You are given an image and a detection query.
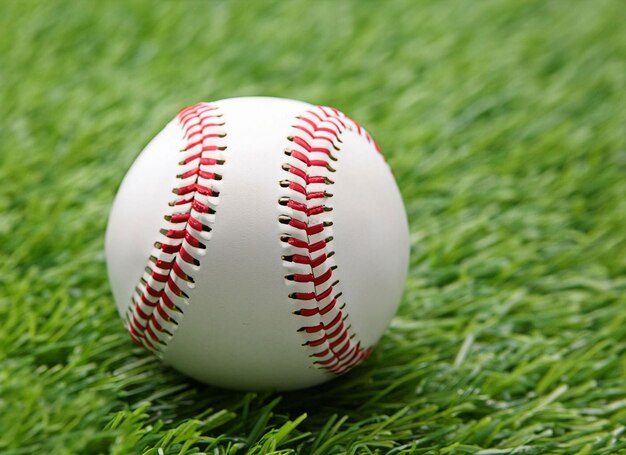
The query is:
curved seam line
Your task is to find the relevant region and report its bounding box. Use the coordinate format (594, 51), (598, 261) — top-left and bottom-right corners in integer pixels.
(125, 103), (226, 353)
(279, 106), (377, 375)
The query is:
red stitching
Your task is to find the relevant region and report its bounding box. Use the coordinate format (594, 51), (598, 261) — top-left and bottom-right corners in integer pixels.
(125, 103), (226, 352)
(279, 106), (379, 375)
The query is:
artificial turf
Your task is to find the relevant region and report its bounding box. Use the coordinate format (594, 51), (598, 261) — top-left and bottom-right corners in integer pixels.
(1, 0), (625, 453)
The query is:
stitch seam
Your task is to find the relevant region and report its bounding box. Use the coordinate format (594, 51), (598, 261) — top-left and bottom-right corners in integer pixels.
(125, 103), (227, 352)
(279, 106), (378, 375)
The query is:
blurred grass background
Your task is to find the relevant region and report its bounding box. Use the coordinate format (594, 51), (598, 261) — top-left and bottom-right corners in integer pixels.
(1, 0), (625, 453)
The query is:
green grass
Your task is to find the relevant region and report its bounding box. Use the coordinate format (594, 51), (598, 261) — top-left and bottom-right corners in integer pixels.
(1, 0), (625, 453)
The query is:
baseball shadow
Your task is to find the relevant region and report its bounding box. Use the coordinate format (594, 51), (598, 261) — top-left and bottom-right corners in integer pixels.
(112, 342), (418, 435)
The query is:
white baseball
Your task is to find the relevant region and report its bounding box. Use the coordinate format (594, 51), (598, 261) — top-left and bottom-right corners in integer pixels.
(106, 97), (409, 390)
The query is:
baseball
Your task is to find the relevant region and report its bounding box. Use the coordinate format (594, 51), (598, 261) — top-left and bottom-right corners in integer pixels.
(106, 97), (409, 390)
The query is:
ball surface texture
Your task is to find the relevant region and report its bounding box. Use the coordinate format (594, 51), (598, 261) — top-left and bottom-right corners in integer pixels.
(106, 97), (409, 390)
